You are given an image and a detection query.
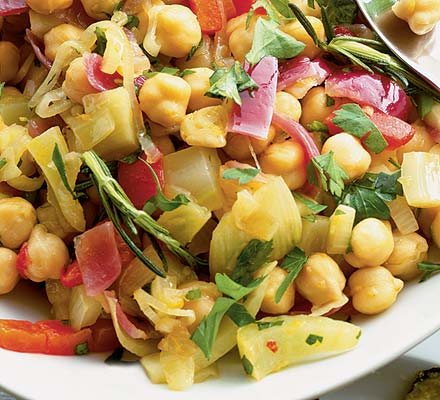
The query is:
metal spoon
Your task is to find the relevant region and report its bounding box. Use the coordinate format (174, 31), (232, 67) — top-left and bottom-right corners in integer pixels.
(355, 0), (440, 92)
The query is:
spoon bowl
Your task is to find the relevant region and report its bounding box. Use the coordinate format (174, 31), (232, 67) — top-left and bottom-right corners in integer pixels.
(355, 0), (440, 92)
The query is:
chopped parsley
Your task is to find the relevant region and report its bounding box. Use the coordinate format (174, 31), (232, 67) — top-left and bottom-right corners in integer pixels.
(417, 262), (440, 282)
(93, 27), (107, 56)
(222, 167), (261, 184)
(305, 334), (324, 345)
(256, 319), (284, 330)
(185, 289), (202, 300)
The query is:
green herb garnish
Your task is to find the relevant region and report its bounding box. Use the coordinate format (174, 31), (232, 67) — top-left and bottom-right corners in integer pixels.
(94, 27), (107, 56)
(75, 342), (89, 355)
(215, 273), (265, 301)
(306, 334), (324, 345)
(52, 143), (78, 200)
(417, 262), (440, 282)
(242, 355), (254, 375)
(222, 167), (260, 184)
(185, 289), (202, 300)
(256, 319), (284, 330)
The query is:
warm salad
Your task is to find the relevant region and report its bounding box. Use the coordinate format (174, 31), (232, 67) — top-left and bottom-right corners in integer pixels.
(0, 0), (439, 391)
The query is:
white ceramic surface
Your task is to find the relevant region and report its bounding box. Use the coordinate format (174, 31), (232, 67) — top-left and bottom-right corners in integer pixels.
(1, 275), (440, 400)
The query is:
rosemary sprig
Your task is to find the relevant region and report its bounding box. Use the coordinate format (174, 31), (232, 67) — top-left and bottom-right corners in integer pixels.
(288, 2), (440, 102)
(81, 150), (207, 277)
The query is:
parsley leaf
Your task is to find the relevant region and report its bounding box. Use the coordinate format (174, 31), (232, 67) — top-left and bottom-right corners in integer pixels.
(75, 342), (89, 355)
(339, 171), (402, 222)
(187, 39), (203, 61)
(242, 355), (254, 375)
(125, 15), (140, 30)
(232, 239), (273, 286)
(307, 151), (348, 197)
(256, 319), (284, 330)
(306, 334), (323, 345)
(275, 247), (308, 303)
(205, 61), (259, 106)
(0, 82), (5, 99)
(226, 302), (255, 326)
(245, 19), (305, 66)
(307, 120), (329, 133)
(94, 27), (107, 56)
(215, 273), (265, 301)
(332, 103), (387, 154)
(293, 192), (327, 214)
(416, 94), (435, 119)
(52, 143), (77, 200)
(318, 0), (358, 25)
(186, 289), (202, 300)
(0, 158), (7, 170)
(271, 0), (296, 18)
(247, 0), (280, 27)
(222, 167), (260, 184)
(417, 262), (440, 282)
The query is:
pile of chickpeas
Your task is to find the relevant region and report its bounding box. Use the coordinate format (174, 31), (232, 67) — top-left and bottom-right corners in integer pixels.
(0, 0), (440, 329)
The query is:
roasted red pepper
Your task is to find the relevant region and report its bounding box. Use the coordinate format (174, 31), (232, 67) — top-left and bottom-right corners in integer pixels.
(189, 0), (223, 34)
(233, 0), (255, 15)
(60, 260), (83, 288)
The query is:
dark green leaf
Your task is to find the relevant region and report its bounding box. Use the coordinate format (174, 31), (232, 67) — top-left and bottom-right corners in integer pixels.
(94, 27), (107, 56)
(275, 247), (308, 303)
(256, 319), (284, 330)
(226, 302), (255, 327)
(0, 82), (5, 99)
(125, 15), (140, 29)
(143, 192), (190, 214)
(187, 39), (203, 61)
(52, 143), (77, 199)
(181, 69), (196, 77)
(191, 297), (236, 359)
(205, 61), (259, 106)
(246, 19), (306, 65)
(332, 103), (387, 154)
(293, 192), (327, 214)
(271, 0), (295, 17)
(319, 0), (358, 25)
(307, 152), (348, 197)
(306, 334), (324, 345)
(112, 1), (123, 13)
(0, 158), (7, 170)
(222, 167), (260, 184)
(186, 289), (202, 300)
(307, 120), (329, 133)
(416, 94), (435, 119)
(160, 67), (179, 75)
(75, 342), (89, 355)
(215, 273), (265, 301)
(232, 239), (273, 286)
(302, 214), (317, 222)
(417, 262), (440, 282)
(326, 94), (335, 106)
(242, 355), (254, 375)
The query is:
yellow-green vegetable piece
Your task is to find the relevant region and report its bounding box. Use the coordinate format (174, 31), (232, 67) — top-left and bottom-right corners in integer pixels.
(237, 315), (361, 380)
(0, 90), (34, 126)
(28, 126), (85, 232)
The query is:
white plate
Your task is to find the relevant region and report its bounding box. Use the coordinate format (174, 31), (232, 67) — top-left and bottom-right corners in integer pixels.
(1, 275), (440, 400)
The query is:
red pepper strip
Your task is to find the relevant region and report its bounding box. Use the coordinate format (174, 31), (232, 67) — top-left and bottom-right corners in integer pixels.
(221, 0), (237, 19)
(189, 0), (223, 34)
(233, 0), (255, 15)
(60, 260), (83, 288)
(370, 111), (415, 150)
(15, 242), (29, 279)
(88, 319), (120, 353)
(0, 0), (28, 16)
(0, 320), (92, 355)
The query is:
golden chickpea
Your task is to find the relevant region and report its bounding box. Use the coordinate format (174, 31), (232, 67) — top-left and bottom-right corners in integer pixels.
(261, 266), (295, 314)
(227, 14), (255, 62)
(0, 197), (37, 249)
(0, 248), (19, 295)
(0, 42), (20, 83)
(368, 149), (398, 173)
(155, 5), (202, 58)
(139, 73), (191, 128)
(44, 24), (84, 61)
(344, 218), (394, 268)
(27, 0), (73, 14)
(348, 266), (403, 314)
(25, 224), (70, 282)
(282, 167), (308, 190)
(295, 253), (348, 315)
(80, 0), (120, 20)
(425, 102), (440, 131)
(275, 91), (302, 122)
(384, 231), (428, 280)
(223, 126), (276, 160)
(418, 206), (440, 238)
(321, 133), (371, 181)
(429, 210), (440, 248)
(63, 56), (96, 104)
(300, 87), (336, 127)
(152, 135), (175, 156)
(183, 68), (222, 112)
(396, 120), (436, 163)
(282, 17), (325, 59)
(260, 140), (305, 176)
(290, 0), (321, 17)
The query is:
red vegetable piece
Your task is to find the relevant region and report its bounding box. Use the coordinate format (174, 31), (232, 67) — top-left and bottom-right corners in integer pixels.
(88, 319), (120, 353)
(0, 0), (28, 16)
(15, 242), (29, 279)
(233, 0), (255, 15)
(60, 260), (83, 288)
(57, 0), (95, 28)
(189, 0), (223, 34)
(370, 111), (415, 150)
(84, 53), (122, 92)
(118, 152), (164, 210)
(27, 115), (65, 138)
(325, 69), (413, 121)
(0, 320), (46, 353)
(228, 56), (278, 140)
(25, 29), (53, 70)
(221, 0), (237, 19)
(75, 221), (122, 296)
(333, 25), (354, 37)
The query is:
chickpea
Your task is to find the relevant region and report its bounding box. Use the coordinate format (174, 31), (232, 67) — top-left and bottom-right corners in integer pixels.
(44, 24), (84, 61)
(290, 0), (321, 17)
(300, 87), (336, 127)
(0, 42), (20, 83)
(0, 197), (37, 249)
(0, 248), (19, 295)
(25, 224), (70, 282)
(384, 231), (428, 280)
(282, 166), (308, 190)
(321, 133), (371, 181)
(368, 149), (398, 173)
(295, 253), (348, 315)
(348, 266), (403, 314)
(261, 266), (295, 314)
(282, 17), (325, 59)
(139, 73), (191, 128)
(425, 101), (440, 131)
(155, 5), (202, 58)
(63, 57), (96, 104)
(275, 91), (302, 122)
(80, 0), (120, 20)
(396, 120), (436, 163)
(418, 206), (440, 238)
(152, 135), (175, 156)
(344, 218), (394, 268)
(27, 0), (73, 14)
(175, 35), (213, 70)
(260, 140), (305, 176)
(223, 126), (276, 160)
(183, 68), (222, 112)
(429, 210), (440, 248)
(227, 14), (255, 62)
